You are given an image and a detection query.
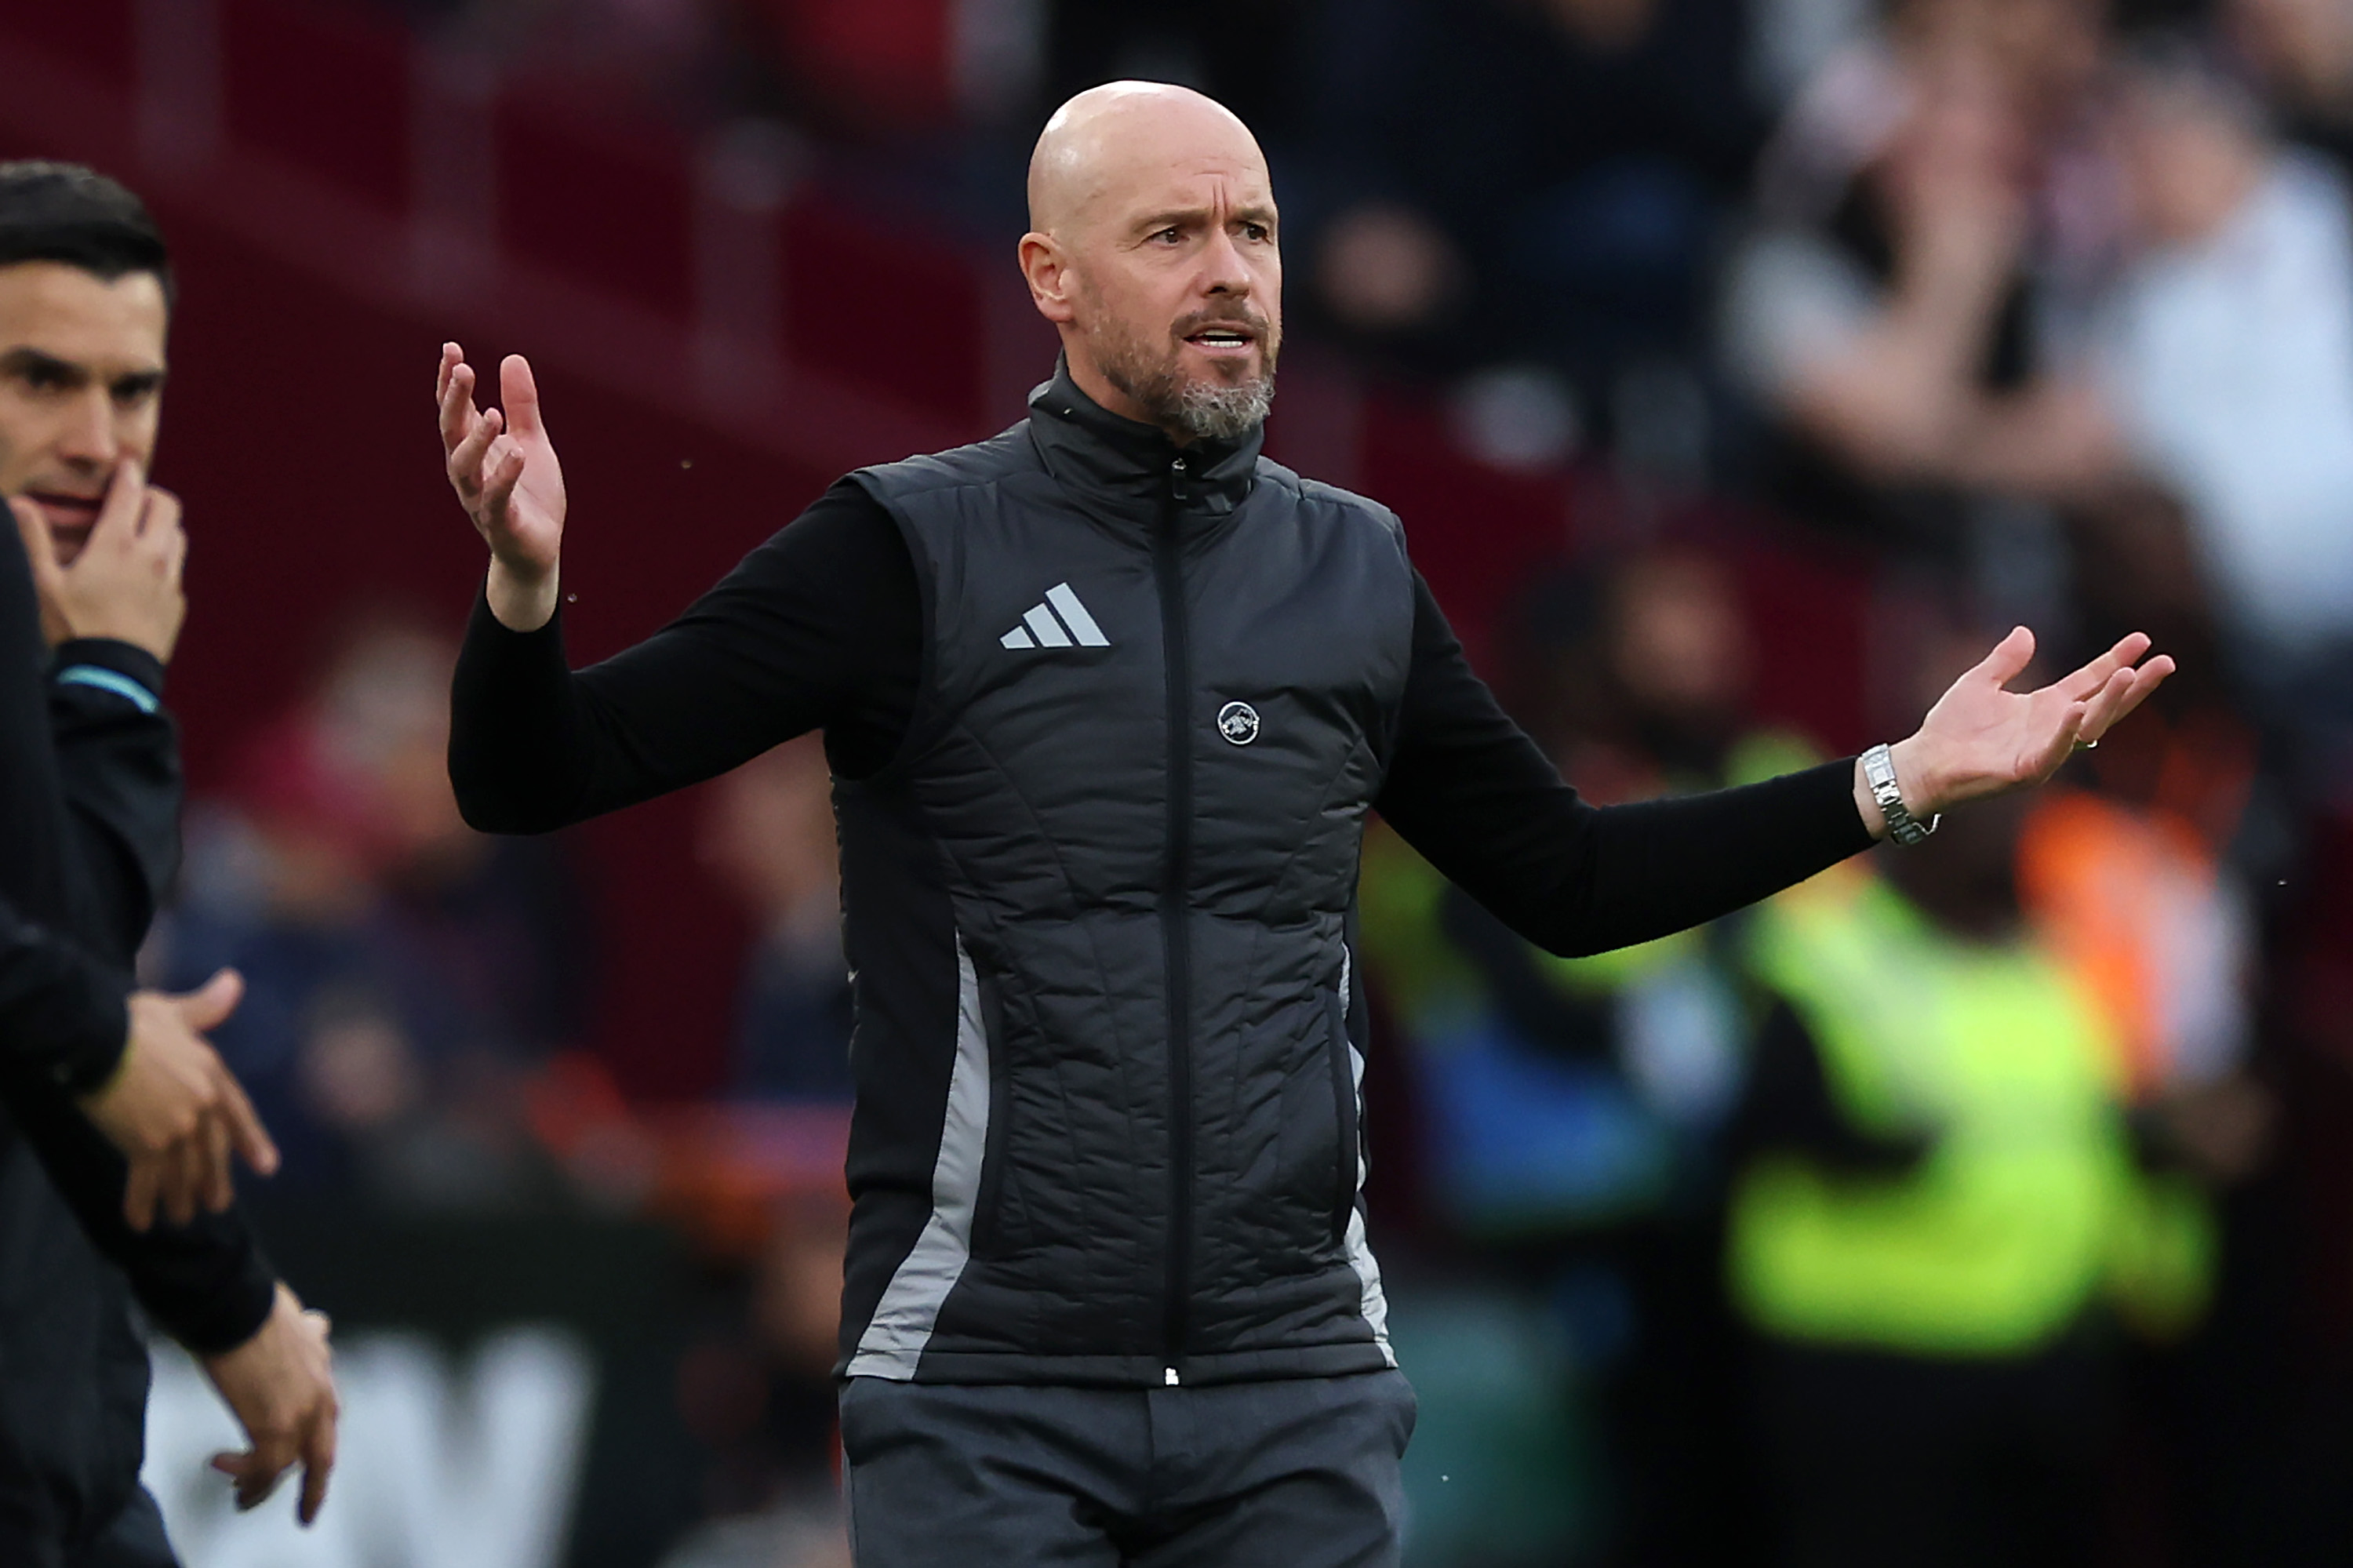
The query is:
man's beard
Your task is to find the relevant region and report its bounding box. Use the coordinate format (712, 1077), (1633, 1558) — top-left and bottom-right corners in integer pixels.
(1092, 306), (1278, 442)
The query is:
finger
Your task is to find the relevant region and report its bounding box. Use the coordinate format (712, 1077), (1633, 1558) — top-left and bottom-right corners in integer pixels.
(436, 341), (461, 406)
(2080, 656), (2175, 744)
(137, 482), (184, 548)
(161, 1135), (198, 1228)
(2075, 667), (2137, 740)
(214, 1446), (291, 1512)
(178, 967), (246, 1032)
(2032, 701), (2090, 782)
(215, 1064), (280, 1177)
(438, 355), (480, 455)
(298, 1406), (336, 1524)
(2059, 631), (2155, 702)
(448, 405), (503, 502)
(481, 438), (526, 521)
(1972, 625), (2036, 690)
(122, 1154), (159, 1232)
(88, 459), (147, 555)
(208, 1448), (269, 1510)
(500, 353), (547, 438)
(202, 1106), (233, 1213)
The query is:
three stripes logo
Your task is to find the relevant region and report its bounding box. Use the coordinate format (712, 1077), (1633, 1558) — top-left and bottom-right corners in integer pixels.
(1000, 582), (1110, 649)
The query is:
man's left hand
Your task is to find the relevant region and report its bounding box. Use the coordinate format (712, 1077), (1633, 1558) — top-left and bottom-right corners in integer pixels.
(9, 459), (187, 660)
(200, 1282), (339, 1524)
(1860, 627), (2175, 837)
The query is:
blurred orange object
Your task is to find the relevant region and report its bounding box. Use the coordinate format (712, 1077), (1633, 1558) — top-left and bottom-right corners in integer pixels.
(2017, 790), (2249, 1101)
(525, 1051), (850, 1257)
(646, 1101), (851, 1260)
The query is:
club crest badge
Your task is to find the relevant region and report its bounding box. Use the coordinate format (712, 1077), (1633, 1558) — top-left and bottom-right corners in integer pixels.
(1217, 701), (1260, 746)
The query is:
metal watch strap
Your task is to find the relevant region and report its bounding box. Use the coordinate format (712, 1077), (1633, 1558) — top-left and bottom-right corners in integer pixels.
(1861, 742), (1937, 847)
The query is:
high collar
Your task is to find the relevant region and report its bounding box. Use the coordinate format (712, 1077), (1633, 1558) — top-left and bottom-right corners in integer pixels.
(1025, 358), (1262, 530)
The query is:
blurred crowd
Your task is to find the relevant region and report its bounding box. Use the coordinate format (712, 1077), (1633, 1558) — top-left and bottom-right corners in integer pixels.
(162, 0), (2353, 1562)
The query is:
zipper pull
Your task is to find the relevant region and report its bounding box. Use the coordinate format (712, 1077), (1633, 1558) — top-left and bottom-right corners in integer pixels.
(1163, 1366), (1181, 1387)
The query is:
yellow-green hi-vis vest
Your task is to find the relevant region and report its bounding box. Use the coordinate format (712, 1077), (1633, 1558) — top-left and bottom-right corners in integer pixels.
(1729, 872), (2212, 1357)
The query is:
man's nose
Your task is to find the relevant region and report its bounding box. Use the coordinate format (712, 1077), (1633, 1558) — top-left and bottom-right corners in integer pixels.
(1199, 226), (1253, 297)
(55, 389), (119, 470)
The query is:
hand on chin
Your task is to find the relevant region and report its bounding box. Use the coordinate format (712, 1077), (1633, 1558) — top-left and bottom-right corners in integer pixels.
(45, 520), (94, 567)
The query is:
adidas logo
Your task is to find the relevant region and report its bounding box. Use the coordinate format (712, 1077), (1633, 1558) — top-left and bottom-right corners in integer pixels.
(1000, 582), (1110, 649)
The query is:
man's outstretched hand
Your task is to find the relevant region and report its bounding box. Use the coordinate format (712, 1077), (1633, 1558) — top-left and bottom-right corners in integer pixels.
(438, 343), (566, 632)
(1858, 628), (2176, 839)
(202, 1282), (339, 1525)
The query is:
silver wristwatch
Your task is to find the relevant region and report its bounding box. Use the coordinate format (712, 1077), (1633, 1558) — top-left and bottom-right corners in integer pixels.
(1861, 742), (1938, 847)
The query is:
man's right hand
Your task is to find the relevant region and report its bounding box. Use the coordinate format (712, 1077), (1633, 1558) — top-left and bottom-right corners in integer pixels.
(10, 461), (187, 660)
(78, 969), (280, 1231)
(202, 1281), (339, 1524)
(438, 343), (567, 632)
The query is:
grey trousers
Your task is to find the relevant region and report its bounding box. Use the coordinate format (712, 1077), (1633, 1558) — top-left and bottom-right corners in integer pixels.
(839, 1370), (1417, 1568)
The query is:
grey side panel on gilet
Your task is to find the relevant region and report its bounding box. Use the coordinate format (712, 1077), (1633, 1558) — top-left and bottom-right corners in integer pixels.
(836, 424), (1414, 1387)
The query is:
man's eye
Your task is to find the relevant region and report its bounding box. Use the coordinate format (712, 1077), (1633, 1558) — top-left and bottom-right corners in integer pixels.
(23, 367), (68, 391)
(1153, 227), (1184, 244)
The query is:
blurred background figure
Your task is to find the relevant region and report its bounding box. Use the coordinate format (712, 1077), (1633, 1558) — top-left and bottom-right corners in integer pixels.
(1721, 0), (2121, 615)
(699, 735), (854, 1104)
(1722, 622), (2223, 1568)
(662, 1194), (853, 1568)
(152, 609), (591, 1210)
(1304, 0), (1759, 475)
(1360, 542), (1811, 1565)
(2084, 35), (2353, 807)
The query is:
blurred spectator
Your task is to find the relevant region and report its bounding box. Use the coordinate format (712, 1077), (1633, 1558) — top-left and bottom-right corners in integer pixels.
(1722, 0), (2122, 598)
(1304, 0), (1763, 465)
(662, 1194), (851, 1568)
(698, 736), (854, 1102)
(1724, 628), (2215, 1568)
(154, 610), (589, 1209)
(2082, 36), (2353, 800)
(1359, 544), (1811, 1563)
(2229, 0), (2353, 167)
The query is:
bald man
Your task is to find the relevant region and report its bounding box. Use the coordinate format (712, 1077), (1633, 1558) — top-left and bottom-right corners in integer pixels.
(435, 82), (2169, 1567)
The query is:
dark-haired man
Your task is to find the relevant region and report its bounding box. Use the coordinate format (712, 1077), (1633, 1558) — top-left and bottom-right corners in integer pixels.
(0, 160), (337, 1567)
(440, 84), (2169, 1565)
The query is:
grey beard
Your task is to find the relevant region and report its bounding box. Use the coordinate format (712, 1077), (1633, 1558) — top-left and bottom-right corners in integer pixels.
(1106, 358), (1277, 442)
(1093, 307), (1279, 442)
(1171, 373), (1275, 441)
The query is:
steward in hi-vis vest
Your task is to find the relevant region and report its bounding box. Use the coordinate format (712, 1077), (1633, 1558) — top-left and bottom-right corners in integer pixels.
(1729, 866), (2210, 1355)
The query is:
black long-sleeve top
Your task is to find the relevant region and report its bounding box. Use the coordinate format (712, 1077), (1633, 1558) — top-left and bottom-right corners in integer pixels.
(451, 482), (1877, 955)
(0, 514), (275, 1357)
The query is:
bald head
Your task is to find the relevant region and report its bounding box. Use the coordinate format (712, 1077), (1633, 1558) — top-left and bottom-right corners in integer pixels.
(1027, 82), (1267, 239)
(1017, 82), (1282, 443)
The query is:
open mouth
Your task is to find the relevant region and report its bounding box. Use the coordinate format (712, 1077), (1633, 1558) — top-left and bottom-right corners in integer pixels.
(1183, 325), (1259, 354)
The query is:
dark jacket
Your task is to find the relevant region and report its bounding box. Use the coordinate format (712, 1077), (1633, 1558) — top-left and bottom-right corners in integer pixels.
(0, 515), (275, 1551)
(446, 366), (1878, 1391)
(834, 385), (1413, 1387)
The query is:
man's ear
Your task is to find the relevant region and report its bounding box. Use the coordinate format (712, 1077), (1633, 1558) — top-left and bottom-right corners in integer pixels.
(1019, 232), (1078, 326)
